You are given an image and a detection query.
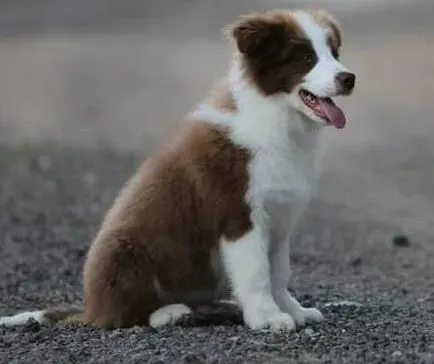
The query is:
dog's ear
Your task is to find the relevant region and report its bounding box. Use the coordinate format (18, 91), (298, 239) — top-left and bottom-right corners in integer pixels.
(311, 10), (342, 49)
(228, 14), (286, 57)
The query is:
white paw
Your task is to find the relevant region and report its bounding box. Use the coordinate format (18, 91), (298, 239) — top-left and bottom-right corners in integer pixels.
(149, 304), (192, 329)
(292, 307), (324, 327)
(244, 310), (295, 332)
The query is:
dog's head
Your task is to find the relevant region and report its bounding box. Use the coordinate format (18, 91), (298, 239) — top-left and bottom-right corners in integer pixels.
(228, 9), (355, 129)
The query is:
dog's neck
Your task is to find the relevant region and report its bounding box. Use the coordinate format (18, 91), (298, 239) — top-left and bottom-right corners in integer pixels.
(227, 58), (323, 152)
(188, 57), (324, 153)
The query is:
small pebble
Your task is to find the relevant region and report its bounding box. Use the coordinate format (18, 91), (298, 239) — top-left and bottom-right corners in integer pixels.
(392, 234), (410, 247)
(304, 328), (314, 337)
(323, 300), (362, 308)
(129, 334), (137, 341)
(109, 329), (123, 338)
(128, 325), (143, 334)
(23, 318), (41, 332)
(392, 350), (403, 358)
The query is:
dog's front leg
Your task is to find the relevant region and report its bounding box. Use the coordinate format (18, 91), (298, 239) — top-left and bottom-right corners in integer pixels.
(221, 221), (295, 332)
(270, 231), (324, 327)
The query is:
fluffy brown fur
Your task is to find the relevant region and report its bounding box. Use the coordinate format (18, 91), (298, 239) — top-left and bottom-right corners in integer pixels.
(208, 80), (237, 113)
(81, 121), (251, 328)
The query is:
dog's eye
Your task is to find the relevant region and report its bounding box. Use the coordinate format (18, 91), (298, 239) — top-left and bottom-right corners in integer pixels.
(332, 48), (340, 59)
(303, 51), (315, 65)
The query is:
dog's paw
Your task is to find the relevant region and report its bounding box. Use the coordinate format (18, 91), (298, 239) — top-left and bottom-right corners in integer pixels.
(291, 307), (324, 327)
(245, 310), (296, 332)
(149, 304), (192, 328)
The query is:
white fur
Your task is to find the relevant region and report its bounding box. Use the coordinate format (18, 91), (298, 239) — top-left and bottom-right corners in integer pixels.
(221, 225), (296, 331)
(149, 304), (192, 328)
(213, 11), (346, 331)
(288, 11), (353, 126)
(220, 65), (324, 331)
(295, 11), (350, 95)
(0, 310), (47, 327)
(188, 103), (235, 126)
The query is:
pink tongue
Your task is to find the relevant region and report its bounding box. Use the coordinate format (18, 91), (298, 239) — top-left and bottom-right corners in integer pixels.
(317, 98), (346, 129)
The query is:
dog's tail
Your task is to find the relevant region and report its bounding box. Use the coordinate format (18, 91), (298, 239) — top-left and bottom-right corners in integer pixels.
(0, 306), (83, 327)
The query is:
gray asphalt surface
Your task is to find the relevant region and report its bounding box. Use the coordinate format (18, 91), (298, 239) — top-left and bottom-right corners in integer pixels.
(0, 1), (434, 363)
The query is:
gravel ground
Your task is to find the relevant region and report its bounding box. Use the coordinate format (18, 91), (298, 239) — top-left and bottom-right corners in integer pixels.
(0, 145), (432, 364)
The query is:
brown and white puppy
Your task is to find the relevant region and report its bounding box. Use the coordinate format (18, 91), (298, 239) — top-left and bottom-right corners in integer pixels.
(0, 9), (355, 332)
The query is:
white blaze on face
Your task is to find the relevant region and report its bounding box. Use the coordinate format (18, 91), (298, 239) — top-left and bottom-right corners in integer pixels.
(294, 11), (351, 98)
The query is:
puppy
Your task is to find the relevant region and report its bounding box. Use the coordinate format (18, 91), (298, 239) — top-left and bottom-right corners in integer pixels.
(0, 9), (355, 332)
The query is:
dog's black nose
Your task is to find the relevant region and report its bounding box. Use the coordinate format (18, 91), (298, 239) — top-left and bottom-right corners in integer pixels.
(336, 72), (356, 93)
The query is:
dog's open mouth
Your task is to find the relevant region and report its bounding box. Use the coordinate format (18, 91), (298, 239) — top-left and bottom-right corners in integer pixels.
(299, 90), (346, 129)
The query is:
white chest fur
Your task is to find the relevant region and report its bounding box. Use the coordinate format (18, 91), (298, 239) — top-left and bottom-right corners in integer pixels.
(190, 66), (325, 235)
(247, 130), (322, 206)
(249, 125), (323, 239)
(230, 87), (325, 233)
(219, 94), (326, 332)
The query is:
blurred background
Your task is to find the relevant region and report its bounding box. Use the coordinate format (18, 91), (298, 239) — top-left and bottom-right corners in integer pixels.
(0, 0), (433, 239)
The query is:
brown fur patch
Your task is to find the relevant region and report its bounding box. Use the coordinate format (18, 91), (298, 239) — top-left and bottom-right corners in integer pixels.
(82, 121), (251, 328)
(311, 10), (342, 57)
(208, 80), (237, 113)
(229, 10), (318, 95)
